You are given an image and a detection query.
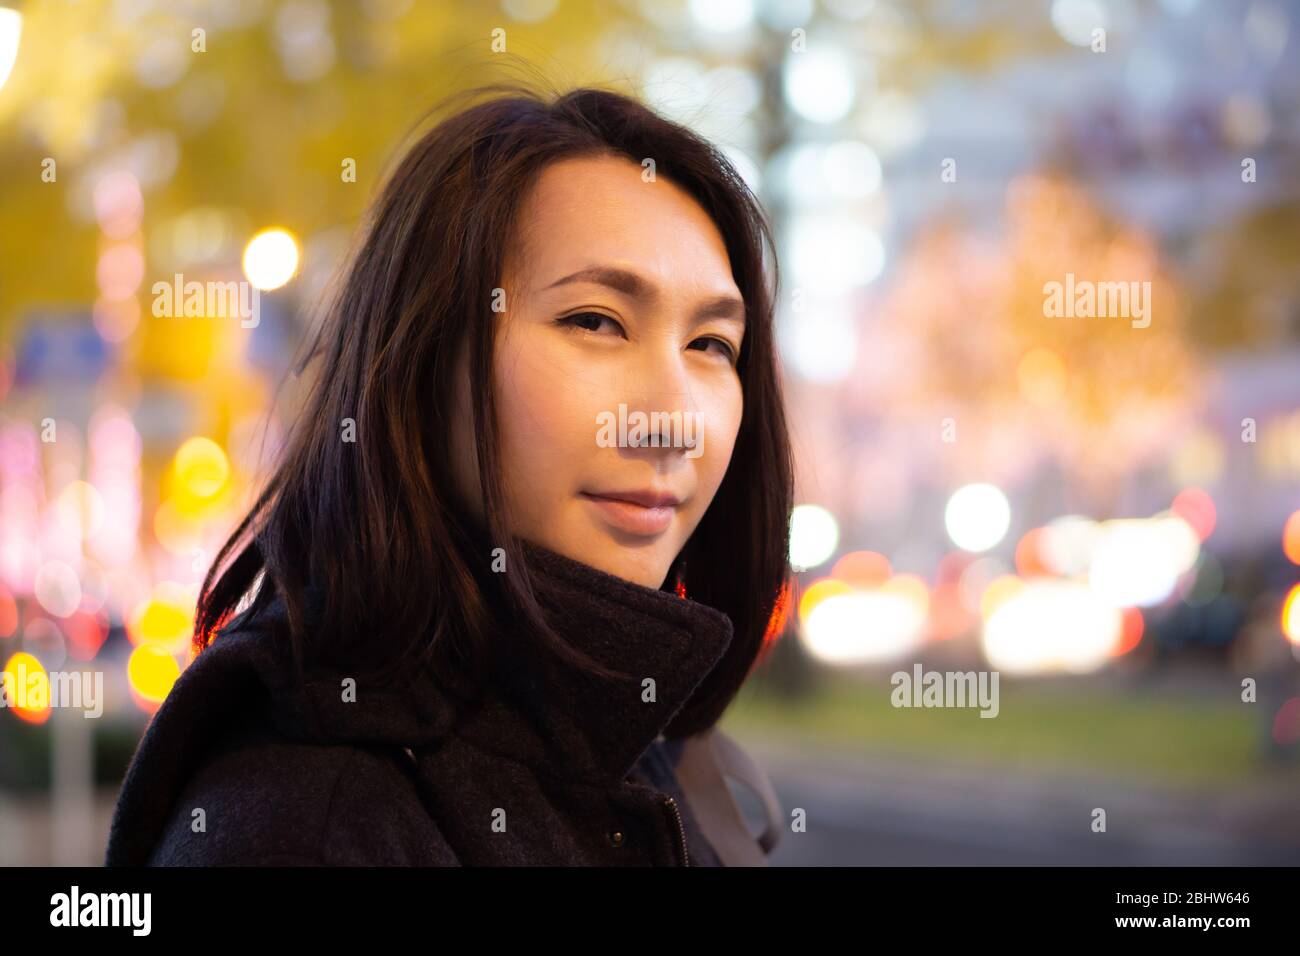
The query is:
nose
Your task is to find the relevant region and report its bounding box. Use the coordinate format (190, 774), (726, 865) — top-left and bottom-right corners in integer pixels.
(613, 344), (704, 463)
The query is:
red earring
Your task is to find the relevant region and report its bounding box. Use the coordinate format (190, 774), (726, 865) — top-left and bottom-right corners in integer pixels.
(674, 560), (687, 599)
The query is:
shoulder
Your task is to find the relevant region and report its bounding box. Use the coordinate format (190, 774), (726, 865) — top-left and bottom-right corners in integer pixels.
(147, 727), (459, 866)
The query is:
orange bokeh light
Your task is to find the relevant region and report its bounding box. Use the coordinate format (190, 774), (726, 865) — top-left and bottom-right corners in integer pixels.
(2, 652), (51, 725)
(831, 551), (892, 589)
(1112, 606), (1145, 656)
(1283, 510), (1300, 566)
(1014, 528), (1052, 577)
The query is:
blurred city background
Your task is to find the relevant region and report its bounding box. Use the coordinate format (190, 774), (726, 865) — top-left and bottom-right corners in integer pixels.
(1, 0), (1298, 865)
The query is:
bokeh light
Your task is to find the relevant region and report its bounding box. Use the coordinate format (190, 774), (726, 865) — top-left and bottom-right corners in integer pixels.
(782, 46), (855, 123)
(0, 8), (20, 92)
(172, 436), (231, 500)
(242, 227), (300, 290)
(1171, 487), (1216, 541)
(1283, 510), (1300, 565)
(127, 643), (182, 708)
(982, 579), (1123, 675)
(789, 504), (839, 571)
(1283, 584), (1300, 646)
(1089, 515), (1200, 608)
(2, 651), (50, 725)
(945, 484), (1012, 553)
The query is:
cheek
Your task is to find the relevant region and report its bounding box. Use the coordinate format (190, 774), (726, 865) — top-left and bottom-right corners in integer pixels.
(693, 379), (743, 500)
(494, 327), (602, 491)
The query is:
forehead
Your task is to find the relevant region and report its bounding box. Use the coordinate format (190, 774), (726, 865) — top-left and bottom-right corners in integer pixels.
(507, 153), (738, 293)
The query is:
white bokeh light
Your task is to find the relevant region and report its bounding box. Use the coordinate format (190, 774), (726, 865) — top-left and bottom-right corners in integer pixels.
(783, 48), (855, 123)
(1039, 514), (1101, 577)
(779, 305), (858, 383)
(982, 579), (1123, 675)
(803, 589), (926, 665)
(1088, 515), (1200, 608)
(787, 214), (884, 290)
(0, 8), (21, 93)
(34, 560), (82, 618)
(689, 0), (753, 32)
(1051, 0), (1108, 47)
(945, 483), (1011, 553)
(242, 228), (300, 291)
(823, 140), (882, 199)
(790, 504), (839, 571)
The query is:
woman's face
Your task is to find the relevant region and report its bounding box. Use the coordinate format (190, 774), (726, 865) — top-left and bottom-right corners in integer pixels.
(449, 153), (746, 589)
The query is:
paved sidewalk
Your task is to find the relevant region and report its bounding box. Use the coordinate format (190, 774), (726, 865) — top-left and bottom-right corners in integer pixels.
(0, 788), (118, 867)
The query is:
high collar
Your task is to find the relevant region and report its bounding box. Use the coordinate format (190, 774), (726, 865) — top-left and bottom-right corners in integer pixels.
(461, 539), (737, 782)
(257, 538), (736, 784)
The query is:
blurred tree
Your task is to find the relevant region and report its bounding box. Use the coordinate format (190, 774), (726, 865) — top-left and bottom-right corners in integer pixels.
(873, 173), (1199, 509)
(0, 0), (626, 330)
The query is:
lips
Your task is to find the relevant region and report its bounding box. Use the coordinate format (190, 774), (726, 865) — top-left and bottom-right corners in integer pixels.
(579, 489), (681, 536)
(580, 489), (682, 509)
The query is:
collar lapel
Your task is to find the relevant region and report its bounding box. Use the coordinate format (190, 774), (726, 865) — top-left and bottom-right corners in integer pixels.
(259, 538), (735, 783)
(457, 538), (736, 782)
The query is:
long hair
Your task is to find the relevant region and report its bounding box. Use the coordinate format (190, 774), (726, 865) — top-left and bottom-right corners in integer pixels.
(194, 80), (795, 738)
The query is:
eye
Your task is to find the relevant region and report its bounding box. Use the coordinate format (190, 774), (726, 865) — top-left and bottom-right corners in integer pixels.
(688, 336), (739, 364)
(557, 311), (625, 337)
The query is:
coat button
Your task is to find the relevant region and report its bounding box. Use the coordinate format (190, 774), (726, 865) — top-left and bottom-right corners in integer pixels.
(607, 829), (626, 848)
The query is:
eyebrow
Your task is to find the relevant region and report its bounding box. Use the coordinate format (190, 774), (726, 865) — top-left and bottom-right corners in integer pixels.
(541, 265), (746, 324)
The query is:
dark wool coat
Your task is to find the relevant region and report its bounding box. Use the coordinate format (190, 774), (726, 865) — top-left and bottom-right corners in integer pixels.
(104, 540), (737, 866)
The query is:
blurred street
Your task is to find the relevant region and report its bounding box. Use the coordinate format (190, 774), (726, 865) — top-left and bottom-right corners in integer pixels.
(730, 736), (1300, 866)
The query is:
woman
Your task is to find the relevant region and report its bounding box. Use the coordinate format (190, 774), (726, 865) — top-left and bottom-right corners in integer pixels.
(105, 82), (794, 866)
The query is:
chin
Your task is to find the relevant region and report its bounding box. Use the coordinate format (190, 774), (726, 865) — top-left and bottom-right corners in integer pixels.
(561, 531), (672, 590)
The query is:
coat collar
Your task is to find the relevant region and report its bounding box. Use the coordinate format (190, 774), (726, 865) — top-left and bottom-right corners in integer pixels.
(262, 538), (736, 783)
(460, 538), (737, 782)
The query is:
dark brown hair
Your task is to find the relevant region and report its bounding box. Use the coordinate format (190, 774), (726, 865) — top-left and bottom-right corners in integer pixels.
(195, 81), (795, 737)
